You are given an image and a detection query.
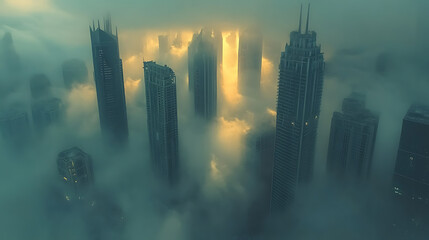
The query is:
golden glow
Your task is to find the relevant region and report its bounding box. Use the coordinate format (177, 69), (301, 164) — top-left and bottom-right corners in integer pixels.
(221, 31), (242, 104)
(4, 0), (54, 13)
(267, 108), (277, 117)
(124, 77), (141, 101)
(218, 117), (250, 144)
(65, 195), (70, 201)
(261, 57), (274, 79)
(63, 177), (68, 181)
(170, 31), (193, 58)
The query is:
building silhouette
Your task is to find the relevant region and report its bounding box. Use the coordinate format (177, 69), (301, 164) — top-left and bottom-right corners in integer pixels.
(0, 107), (31, 147)
(144, 61), (179, 184)
(270, 4), (325, 212)
(393, 104), (429, 205)
(158, 35), (170, 61)
(57, 147), (94, 201)
(90, 16), (129, 146)
(188, 29), (218, 120)
(30, 74), (52, 100)
(32, 98), (63, 134)
(326, 93), (379, 182)
(238, 28), (263, 97)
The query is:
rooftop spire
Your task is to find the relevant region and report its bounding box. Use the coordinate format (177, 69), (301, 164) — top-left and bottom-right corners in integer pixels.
(305, 3), (310, 34)
(97, 20), (100, 29)
(298, 4), (303, 33)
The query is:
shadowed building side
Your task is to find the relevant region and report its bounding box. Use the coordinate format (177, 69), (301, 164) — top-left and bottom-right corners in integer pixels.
(90, 17), (129, 147)
(238, 29), (263, 98)
(188, 29), (218, 121)
(393, 104), (429, 205)
(326, 93), (379, 182)
(270, 4), (325, 212)
(144, 61), (179, 185)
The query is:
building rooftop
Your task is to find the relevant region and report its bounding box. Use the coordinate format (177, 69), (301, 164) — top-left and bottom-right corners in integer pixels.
(405, 104), (429, 125)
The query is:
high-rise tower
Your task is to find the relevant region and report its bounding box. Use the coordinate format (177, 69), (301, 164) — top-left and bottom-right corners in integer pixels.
(270, 5), (325, 212)
(144, 61), (179, 184)
(393, 104), (429, 205)
(326, 93), (379, 182)
(238, 28), (263, 97)
(90, 16), (129, 146)
(188, 29), (218, 121)
(57, 147), (94, 201)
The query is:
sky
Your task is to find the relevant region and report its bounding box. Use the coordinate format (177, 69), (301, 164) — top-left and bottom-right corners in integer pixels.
(1, 0), (429, 239)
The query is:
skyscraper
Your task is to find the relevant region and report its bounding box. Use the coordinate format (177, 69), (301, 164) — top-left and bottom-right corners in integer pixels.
(158, 35), (170, 60)
(270, 5), (325, 212)
(144, 61), (179, 184)
(90, 16), (129, 146)
(0, 107), (31, 146)
(393, 104), (429, 204)
(238, 28), (263, 97)
(188, 29), (218, 120)
(326, 93), (379, 182)
(32, 98), (63, 134)
(57, 147), (94, 201)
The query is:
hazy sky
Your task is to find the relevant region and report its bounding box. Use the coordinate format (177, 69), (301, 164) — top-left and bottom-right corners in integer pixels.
(1, 0), (429, 239)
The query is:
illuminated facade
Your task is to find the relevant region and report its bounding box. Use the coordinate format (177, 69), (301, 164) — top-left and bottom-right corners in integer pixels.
(393, 104), (429, 205)
(144, 61), (179, 184)
(238, 29), (263, 97)
(326, 93), (379, 181)
(270, 5), (325, 212)
(188, 29), (218, 120)
(57, 147), (94, 201)
(90, 16), (129, 146)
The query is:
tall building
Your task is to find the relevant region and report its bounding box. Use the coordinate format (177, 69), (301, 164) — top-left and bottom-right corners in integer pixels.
(144, 61), (179, 184)
(32, 98), (63, 133)
(90, 17), (129, 146)
(158, 35), (170, 60)
(393, 104), (429, 205)
(0, 107), (31, 146)
(238, 29), (263, 97)
(57, 147), (94, 201)
(270, 5), (325, 212)
(326, 93), (379, 181)
(188, 29), (218, 120)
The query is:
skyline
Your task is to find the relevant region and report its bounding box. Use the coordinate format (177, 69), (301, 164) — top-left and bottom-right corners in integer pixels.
(1, 1), (429, 239)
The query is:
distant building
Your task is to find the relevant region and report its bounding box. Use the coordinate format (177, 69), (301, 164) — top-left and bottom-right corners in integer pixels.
(32, 98), (63, 134)
(158, 35), (170, 60)
(238, 29), (263, 97)
(393, 104), (429, 205)
(188, 29), (218, 120)
(57, 147), (94, 201)
(144, 61), (179, 184)
(326, 93), (379, 182)
(270, 5), (325, 212)
(0, 107), (31, 146)
(62, 59), (88, 89)
(90, 16), (129, 146)
(30, 74), (52, 100)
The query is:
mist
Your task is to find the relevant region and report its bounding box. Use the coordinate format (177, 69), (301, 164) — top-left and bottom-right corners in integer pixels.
(1, 0), (429, 239)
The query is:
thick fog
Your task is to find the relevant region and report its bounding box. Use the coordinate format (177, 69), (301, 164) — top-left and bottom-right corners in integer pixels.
(1, 0), (429, 239)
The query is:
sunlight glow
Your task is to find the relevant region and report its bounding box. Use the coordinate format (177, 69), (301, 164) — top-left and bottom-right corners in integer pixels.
(221, 31), (242, 105)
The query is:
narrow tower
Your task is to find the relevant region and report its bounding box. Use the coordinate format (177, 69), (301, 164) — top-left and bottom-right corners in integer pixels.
(270, 5), (325, 212)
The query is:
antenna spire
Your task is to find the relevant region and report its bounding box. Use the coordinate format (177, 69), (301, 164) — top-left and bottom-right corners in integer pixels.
(92, 20), (95, 30)
(298, 4), (303, 33)
(97, 20), (100, 29)
(305, 3), (310, 34)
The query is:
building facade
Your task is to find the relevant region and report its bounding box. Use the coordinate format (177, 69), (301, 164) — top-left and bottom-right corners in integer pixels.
(270, 5), (325, 212)
(188, 29), (218, 121)
(238, 29), (263, 97)
(326, 93), (379, 182)
(393, 104), (429, 205)
(144, 61), (179, 184)
(57, 147), (94, 201)
(90, 17), (129, 146)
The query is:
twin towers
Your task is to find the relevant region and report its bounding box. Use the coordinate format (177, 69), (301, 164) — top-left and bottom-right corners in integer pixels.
(89, 4), (325, 211)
